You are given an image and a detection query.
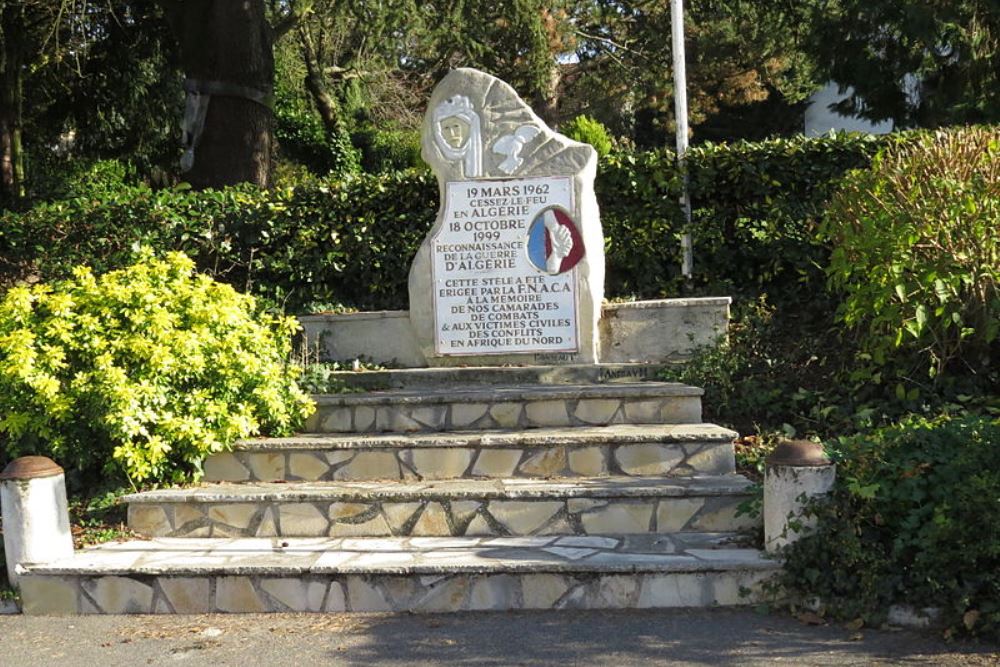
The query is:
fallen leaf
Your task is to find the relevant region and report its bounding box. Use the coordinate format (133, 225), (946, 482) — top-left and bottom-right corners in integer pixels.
(796, 610), (826, 625)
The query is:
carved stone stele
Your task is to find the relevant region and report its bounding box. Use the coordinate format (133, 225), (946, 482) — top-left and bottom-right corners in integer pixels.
(408, 68), (604, 366)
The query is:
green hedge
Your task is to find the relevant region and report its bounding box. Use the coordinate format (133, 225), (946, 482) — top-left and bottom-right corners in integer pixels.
(0, 133), (887, 313)
(599, 134), (885, 303)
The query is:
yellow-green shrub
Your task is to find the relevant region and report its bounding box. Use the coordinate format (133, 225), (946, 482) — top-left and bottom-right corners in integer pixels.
(0, 251), (313, 485)
(563, 115), (613, 158)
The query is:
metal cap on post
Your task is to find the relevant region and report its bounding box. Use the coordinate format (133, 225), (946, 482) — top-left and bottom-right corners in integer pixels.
(0, 456), (65, 481)
(764, 440), (836, 554)
(765, 440), (831, 467)
(1, 456), (75, 588)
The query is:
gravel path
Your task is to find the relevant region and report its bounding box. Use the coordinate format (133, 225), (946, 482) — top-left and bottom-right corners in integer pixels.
(1, 608), (997, 666)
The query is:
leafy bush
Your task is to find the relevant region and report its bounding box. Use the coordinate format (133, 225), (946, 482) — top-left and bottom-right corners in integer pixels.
(7, 158), (144, 211)
(780, 415), (1000, 639)
(661, 297), (888, 439)
(355, 126), (424, 173)
(563, 115), (614, 158)
(663, 129), (997, 442)
(0, 171), (439, 313)
(664, 293), (998, 443)
(0, 133), (886, 313)
(822, 126), (999, 379)
(0, 251), (313, 486)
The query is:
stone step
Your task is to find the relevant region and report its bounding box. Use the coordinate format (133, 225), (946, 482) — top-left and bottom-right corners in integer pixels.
(19, 534), (778, 614)
(126, 475), (757, 539)
(305, 382), (703, 434)
(205, 424), (738, 483)
(329, 363), (672, 391)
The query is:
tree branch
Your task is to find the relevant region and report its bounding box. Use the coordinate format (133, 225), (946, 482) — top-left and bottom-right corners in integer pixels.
(271, 0), (313, 40)
(323, 65), (369, 80)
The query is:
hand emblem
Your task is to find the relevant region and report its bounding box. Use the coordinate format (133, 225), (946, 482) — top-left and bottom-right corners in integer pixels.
(544, 212), (574, 274)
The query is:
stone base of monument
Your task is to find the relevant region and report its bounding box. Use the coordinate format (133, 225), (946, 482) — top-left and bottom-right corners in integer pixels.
(323, 363), (672, 391)
(299, 297), (730, 368)
(18, 375), (779, 615)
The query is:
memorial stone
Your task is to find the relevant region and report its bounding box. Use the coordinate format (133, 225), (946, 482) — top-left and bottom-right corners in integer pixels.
(409, 68), (604, 365)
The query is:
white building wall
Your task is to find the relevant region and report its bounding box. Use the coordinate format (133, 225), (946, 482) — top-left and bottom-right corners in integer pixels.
(804, 82), (894, 136)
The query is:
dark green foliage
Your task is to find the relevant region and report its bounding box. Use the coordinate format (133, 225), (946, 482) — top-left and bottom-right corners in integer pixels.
(661, 298), (834, 437)
(16, 2), (182, 194)
(569, 0), (821, 145)
(665, 128), (998, 442)
(663, 293), (999, 441)
(26, 159), (143, 203)
(1, 133), (883, 313)
(685, 134), (888, 301)
(808, 1), (1000, 127)
(601, 133), (886, 303)
(780, 416), (1000, 639)
(0, 171), (437, 313)
(354, 127), (424, 173)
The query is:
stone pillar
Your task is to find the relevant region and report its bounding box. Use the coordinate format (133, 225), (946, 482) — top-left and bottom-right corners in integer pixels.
(1, 457), (74, 587)
(764, 440), (836, 554)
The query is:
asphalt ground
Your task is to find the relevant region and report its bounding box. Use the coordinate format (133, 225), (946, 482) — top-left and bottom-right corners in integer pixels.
(1, 608), (998, 667)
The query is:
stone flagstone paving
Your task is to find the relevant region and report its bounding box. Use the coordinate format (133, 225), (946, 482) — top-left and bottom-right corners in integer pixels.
(206, 424), (738, 482)
(20, 535), (779, 614)
(306, 383), (703, 433)
(125, 476), (756, 538)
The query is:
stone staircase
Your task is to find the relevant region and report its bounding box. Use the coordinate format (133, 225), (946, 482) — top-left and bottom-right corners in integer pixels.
(18, 366), (778, 614)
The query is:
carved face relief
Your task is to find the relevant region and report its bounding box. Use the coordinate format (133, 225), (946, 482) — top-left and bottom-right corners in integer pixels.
(431, 95), (483, 178)
(440, 116), (470, 149)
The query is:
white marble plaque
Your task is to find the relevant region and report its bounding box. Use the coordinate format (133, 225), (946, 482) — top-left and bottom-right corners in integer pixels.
(432, 176), (579, 355)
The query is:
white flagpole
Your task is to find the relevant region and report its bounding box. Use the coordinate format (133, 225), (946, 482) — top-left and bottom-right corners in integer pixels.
(671, 0), (693, 281)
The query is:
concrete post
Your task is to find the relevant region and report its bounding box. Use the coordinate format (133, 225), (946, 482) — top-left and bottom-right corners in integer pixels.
(1, 457), (74, 588)
(764, 440), (836, 554)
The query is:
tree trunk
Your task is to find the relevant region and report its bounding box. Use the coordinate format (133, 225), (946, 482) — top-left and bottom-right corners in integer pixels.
(299, 28), (347, 138)
(164, 0), (275, 189)
(0, 102), (22, 202)
(539, 61), (562, 127)
(0, 14), (25, 202)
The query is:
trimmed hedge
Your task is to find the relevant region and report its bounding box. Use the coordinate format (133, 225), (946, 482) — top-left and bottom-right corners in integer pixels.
(601, 134), (886, 303)
(0, 133), (887, 313)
